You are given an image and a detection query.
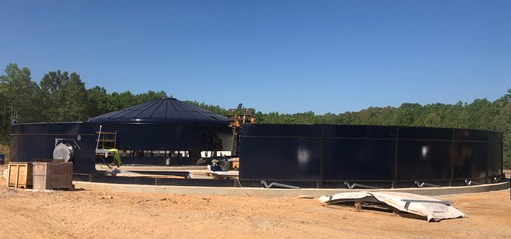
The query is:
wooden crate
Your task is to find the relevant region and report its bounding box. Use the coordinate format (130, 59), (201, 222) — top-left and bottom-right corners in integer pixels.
(32, 162), (74, 190)
(7, 162), (33, 188)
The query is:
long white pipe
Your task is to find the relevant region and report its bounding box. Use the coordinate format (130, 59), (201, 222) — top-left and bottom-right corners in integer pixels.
(96, 125), (102, 150)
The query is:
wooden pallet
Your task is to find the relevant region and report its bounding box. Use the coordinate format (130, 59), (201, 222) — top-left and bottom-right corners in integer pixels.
(7, 163), (33, 189)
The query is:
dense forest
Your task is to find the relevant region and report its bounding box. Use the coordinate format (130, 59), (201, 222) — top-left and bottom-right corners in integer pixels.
(1, 63), (510, 169)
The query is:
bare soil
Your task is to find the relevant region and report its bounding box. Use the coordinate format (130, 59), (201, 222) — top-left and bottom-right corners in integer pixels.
(0, 166), (510, 239)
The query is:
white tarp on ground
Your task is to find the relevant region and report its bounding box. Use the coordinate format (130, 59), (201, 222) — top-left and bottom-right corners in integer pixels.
(318, 191), (466, 222)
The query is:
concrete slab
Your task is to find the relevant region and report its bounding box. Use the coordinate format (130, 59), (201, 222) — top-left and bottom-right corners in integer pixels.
(73, 181), (510, 198)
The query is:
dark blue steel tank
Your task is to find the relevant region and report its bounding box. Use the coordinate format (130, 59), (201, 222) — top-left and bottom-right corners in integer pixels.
(239, 124), (503, 188)
(87, 97), (231, 153)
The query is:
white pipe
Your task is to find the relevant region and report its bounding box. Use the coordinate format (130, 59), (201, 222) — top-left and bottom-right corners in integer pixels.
(96, 125), (103, 150)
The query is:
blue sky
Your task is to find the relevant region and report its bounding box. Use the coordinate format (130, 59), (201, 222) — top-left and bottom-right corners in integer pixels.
(1, 0), (510, 114)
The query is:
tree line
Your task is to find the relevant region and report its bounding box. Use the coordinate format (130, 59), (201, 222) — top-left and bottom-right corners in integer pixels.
(0, 63), (166, 144)
(1, 63), (510, 169)
(193, 92), (511, 170)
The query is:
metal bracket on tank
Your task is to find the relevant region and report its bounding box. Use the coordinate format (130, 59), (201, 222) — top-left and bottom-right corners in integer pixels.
(344, 182), (381, 189)
(260, 180), (299, 189)
(464, 179), (483, 186)
(414, 181), (440, 188)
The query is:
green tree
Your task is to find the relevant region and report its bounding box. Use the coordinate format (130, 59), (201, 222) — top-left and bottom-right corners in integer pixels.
(86, 86), (110, 118)
(0, 63), (42, 123)
(86, 89), (167, 118)
(0, 82), (9, 144)
(64, 73), (88, 121)
(39, 70), (88, 122)
(494, 89), (511, 169)
(136, 90), (167, 104)
(394, 103), (422, 126)
(423, 112), (442, 127)
(443, 101), (469, 128)
(465, 98), (493, 129)
(105, 92), (135, 112)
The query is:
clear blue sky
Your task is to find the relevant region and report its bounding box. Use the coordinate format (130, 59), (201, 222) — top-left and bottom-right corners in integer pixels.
(1, 0), (510, 114)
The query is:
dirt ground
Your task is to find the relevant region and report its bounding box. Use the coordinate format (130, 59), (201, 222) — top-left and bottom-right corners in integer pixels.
(0, 167), (510, 239)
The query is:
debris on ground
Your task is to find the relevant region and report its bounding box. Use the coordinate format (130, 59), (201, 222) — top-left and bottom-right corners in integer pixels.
(319, 191), (466, 222)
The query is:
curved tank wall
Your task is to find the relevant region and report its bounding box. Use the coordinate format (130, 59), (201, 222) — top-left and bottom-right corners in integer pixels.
(95, 123), (232, 152)
(10, 122), (232, 171)
(10, 122), (96, 174)
(239, 124), (503, 187)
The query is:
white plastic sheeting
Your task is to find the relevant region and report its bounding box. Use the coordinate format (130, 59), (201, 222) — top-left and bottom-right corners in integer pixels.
(319, 191), (466, 222)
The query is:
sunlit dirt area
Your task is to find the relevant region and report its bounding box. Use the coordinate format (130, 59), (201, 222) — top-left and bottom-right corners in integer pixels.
(0, 165), (510, 239)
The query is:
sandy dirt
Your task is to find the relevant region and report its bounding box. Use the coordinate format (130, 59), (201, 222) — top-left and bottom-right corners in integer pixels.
(0, 167), (510, 239)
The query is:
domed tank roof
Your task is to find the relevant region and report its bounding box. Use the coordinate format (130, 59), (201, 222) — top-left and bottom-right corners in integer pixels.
(87, 97), (228, 125)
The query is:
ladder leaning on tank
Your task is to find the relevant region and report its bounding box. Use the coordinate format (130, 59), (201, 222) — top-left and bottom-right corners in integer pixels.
(95, 125), (120, 168)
